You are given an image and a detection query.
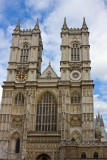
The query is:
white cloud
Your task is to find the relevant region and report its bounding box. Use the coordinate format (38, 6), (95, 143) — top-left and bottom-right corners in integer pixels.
(0, 27), (12, 85)
(0, 65), (7, 84)
(94, 94), (107, 130)
(25, 0), (55, 11)
(94, 94), (107, 115)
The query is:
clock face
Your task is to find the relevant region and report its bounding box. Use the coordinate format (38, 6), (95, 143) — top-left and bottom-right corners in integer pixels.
(70, 70), (81, 81)
(16, 71), (27, 82)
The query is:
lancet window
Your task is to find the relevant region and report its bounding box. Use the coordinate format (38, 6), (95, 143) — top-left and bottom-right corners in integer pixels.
(15, 138), (20, 153)
(15, 93), (24, 106)
(20, 44), (29, 63)
(93, 152), (98, 159)
(36, 92), (57, 132)
(71, 91), (81, 104)
(71, 43), (80, 61)
(81, 152), (86, 159)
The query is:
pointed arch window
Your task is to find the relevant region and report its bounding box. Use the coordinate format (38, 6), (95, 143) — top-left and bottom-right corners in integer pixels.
(15, 93), (24, 106)
(93, 152), (98, 159)
(71, 91), (81, 104)
(81, 152), (86, 159)
(71, 137), (75, 143)
(15, 138), (20, 153)
(36, 92), (57, 132)
(20, 44), (29, 63)
(71, 43), (80, 61)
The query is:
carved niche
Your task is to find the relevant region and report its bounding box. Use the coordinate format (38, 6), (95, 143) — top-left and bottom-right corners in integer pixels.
(70, 115), (81, 127)
(11, 116), (22, 128)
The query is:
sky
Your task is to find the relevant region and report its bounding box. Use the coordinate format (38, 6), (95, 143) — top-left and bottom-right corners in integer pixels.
(0, 0), (107, 131)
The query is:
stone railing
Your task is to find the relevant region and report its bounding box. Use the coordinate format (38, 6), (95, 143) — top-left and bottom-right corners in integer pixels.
(59, 140), (107, 147)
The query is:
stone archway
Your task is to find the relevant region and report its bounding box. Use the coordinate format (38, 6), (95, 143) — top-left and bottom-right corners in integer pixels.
(36, 154), (51, 160)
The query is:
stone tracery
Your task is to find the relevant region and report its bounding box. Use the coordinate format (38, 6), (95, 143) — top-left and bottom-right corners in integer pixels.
(36, 92), (57, 132)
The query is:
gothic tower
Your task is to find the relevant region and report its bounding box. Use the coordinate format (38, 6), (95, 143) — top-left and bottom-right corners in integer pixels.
(61, 17), (94, 141)
(0, 19), (43, 159)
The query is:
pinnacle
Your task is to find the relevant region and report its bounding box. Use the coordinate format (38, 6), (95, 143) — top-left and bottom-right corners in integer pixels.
(49, 61), (51, 66)
(14, 19), (20, 31)
(17, 19), (20, 27)
(97, 111), (100, 122)
(34, 18), (39, 30)
(62, 17), (68, 30)
(82, 17), (88, 29)
(100, 115), (104, 126)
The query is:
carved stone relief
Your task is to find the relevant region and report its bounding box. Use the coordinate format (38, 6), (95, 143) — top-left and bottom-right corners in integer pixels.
(70, 115), (81, 127)
(11, 116), (22, 128)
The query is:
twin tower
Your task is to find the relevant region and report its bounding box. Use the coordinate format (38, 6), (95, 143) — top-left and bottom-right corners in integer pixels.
(0, 18), (106, 160)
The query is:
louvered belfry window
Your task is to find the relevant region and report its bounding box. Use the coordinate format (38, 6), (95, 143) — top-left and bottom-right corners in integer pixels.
(36, 92), (57, 132)
(71, 43), (80, 61)
(20, 44), (29, 63)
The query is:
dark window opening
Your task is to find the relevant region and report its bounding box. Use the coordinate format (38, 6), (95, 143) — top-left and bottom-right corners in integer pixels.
(15, 138), (20, 153)
(81, 152), (86, 159)
(94, 152), (98, 159)
(71, 137), (75, 142)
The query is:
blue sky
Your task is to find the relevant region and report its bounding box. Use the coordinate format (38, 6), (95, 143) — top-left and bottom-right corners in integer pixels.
(0, 0), (107, 131)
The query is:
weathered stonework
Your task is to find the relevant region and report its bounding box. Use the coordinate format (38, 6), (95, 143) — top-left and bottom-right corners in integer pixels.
(0, 18), (107, 160)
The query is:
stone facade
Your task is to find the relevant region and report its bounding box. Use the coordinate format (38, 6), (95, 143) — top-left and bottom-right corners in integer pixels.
(0, 18), (107, 160)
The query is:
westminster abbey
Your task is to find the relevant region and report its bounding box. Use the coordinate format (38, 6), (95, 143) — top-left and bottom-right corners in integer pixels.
(0, 18), (107, 160)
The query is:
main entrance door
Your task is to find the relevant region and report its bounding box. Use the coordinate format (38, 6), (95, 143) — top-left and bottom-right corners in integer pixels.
(36, 154), (51, 160)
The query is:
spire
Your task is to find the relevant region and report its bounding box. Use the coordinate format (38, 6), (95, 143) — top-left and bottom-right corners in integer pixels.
(34, 18), (39, 30)
(49, 61), (51, 66)
(62, 17), (68, 30)
(82, 17), (88, 29)
(97, 111), (100, 122)
(96, 115), (98, 122)
(100, 115), (104, 126)
(17, 19), (20, 28)
(14, 19), (20, 31)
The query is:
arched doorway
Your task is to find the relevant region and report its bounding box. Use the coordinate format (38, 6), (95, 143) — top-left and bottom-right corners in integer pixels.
(36, 154), (51, 160)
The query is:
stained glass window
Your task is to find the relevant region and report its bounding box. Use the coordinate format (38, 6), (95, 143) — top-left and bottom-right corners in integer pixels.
(36, 92), (57, 132)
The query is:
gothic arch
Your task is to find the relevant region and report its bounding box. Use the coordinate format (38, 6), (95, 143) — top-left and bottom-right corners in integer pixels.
(81, 152), (86, 158)
(10, 131), (21, 153)
(69, 41), (81, 61)
(69, 41), (80, 47)
(19, 41), (31, 49)
(10, 130), (21, 139)
(71, 130), (81, 143)
(36, 154), (51, 160)
(35, 89), (58, 106)
(93, 152), (98, 159)
(35, 91), (58, 132)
